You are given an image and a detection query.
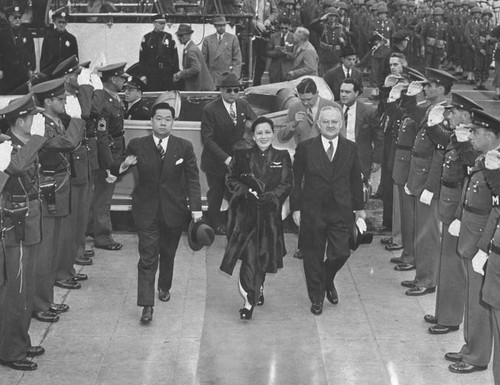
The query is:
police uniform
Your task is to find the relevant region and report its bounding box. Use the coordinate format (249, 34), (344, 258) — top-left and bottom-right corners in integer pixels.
(314, 9), (347, 76)
(31, 79), (85, 320)
(7, 6), (35, 84)
(123, 76), (150, 120)
(138, 14), (179, 91)
(473, 9), (496, 90)
(0, 94), (47, 371)
(420, 7), (447, 69)
(39, 11), (78, 75)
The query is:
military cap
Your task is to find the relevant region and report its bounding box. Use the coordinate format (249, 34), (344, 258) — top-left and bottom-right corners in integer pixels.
(405, 67), (428, 82)
(393, 30), (409, 42)
(175, 24), (194, 35)
(52, 9), (69, 21)
(445, 0), (455, 4)
(482, 8), (493, 16)
(31, 78), (66, 100)
(152, 13), (166, 21)
(433, 7), (444, 15)
(470, 109), (500, 133)
(444, 93), (483, 111)
(435, 1), (444, 6)
(5, 6), (22, 18)
(322, 0), (335, 7)
(326, 7), (339, 16)
(338, 1), (349, 9)
(80, 60), (91, 69)
(52, 55), (81, 78)
(370, 3), (378, 11)
(366, 0), (375, 5)
(468, 1), (478, 7)
(470, 6), (482, 13)
(400, 0), (409, 6)
(0, 93), (43, 119)
(212, 15), (228, 24)
(124, 76), (147, 91)
(97, 62), (128, 78)
(425, 68), (457, 87)
(377, 4), (388, 13)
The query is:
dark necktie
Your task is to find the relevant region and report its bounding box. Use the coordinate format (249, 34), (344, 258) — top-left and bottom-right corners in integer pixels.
(157, 138), (165, 158)
(306, 108), (314, 126)
(280, 33), (285, 46)
(327, 141), (334, 162)
(230, 103), (237, 124)
(218, 34), (223, 43)
(344, 106), (350, 127)
(347, 69), (351, 78)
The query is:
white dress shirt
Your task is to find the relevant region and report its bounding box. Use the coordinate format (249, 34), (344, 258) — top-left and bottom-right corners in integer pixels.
(343, 102), (357, 141)
(222, 99), (237, 118)
(342, 64), (352, 78)
(153, 134), (169, 153)
(321, 135), (339, 159)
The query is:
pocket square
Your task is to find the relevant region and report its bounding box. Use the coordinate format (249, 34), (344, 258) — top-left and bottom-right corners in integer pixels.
(175, 158), (184, 165)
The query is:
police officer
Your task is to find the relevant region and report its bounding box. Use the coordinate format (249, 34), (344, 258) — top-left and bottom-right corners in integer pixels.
(473, 9), (496, 90)
(138, 14), (179, 92)
(40, 10), (78, 75)
(0, 94), (47, 371)
(6, 6), (35, 82)
(124, 76), (150, 120)
(31, 79), (85, 323)
(420, 7), (447, 69)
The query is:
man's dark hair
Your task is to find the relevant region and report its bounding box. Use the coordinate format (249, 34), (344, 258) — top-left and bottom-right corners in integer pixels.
(278, 16), (291, 25)
(151, 102), (175, 119)
(296, 78), (317, 95)
(251, 116), (274, 133)
(341, 78), (362, 95)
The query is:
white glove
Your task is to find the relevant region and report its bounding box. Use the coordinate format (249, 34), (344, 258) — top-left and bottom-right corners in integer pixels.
(77, 68), (92, 86)
(427, 105), (445, 126)
(356, 217), (367, 234)
(406, 81), (423, 96)
(472, 249), (488, 276)
(105, 169), (117, 183)
(388, 83), (407, 102)
(485, 149), (500, 170)
(404, 183), (412, 195)
(90, 73), (103, 90)
(448, 219), (461, 237)
(30, 113), (45, 137)
(420, 189), (434, 205)
(384, 74), (402, 88)
(292, 210), (301, 228)
(455, 124), (471, 143)
(0, 140), (13, 172)
(65, 95), (82, 118)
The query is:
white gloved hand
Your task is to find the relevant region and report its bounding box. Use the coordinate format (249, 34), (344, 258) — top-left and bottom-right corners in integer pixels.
(388, 83), (406, 102)
(105, 169), (117, 183)
(406, 81), (423, 96)
(292, 210), (301, 228)
(30, 113), (45, 137)
(65, 95), (82, 118)
(90, 73), (103, 90)
(427, 105), (446, 126)
(384, 74), (402, 88)
(77, 68), (92, 86)
(0, 140), (13, 172)
(404, 183), (412, 195)
(485, 149), (500, 170)
(356, 217), (367, 234)
(420, 189), (434, 205)
(455, 123), (471, 142)
(448, 219), (461, 237)
(472, 249), (489, 275)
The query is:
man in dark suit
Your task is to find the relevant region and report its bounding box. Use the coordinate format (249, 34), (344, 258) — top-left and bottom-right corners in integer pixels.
(339, 78), (383, 182)
(200, 72), (257, 234)
(124, 76), (150, 120)
(323, 46), (363, 101)
(112, 102), (202, 324)
(290, 105), (366, 315)
(266, 16), (294, 84)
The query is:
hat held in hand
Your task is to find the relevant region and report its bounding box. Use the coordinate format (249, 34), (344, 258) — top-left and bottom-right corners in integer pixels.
(188, 220), (215, 251)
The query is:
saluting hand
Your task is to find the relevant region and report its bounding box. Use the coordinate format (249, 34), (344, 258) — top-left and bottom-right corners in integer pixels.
(455, 124), (471, 143)
(485, 149), (500, 170)
(77, 68), (92, 86)
(0, 140), (13, 172)
(427, 105), (445, 126)
(406, 81), (423, 97)
(65, 95), (82, 119)
(90, 73), (103, 90)
(30, 113), (45, 137)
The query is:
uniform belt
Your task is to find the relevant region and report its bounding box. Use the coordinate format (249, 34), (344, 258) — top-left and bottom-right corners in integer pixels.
(412, 152), (432, 160)
(111, 132), (124, 139)
(490, 243), (500, 255)
(442, 180), (463, 189)
(396, 144), (413, 151)
(464, 203), (490, 216)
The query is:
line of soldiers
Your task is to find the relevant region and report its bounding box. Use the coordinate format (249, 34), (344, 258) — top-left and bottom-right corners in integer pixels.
(381, 61), (500, 380)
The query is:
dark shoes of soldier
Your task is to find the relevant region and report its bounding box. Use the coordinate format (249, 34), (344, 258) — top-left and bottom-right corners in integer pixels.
(26, 346), (45, 358)
(448, 361), (487, 374)
(49, 303), (70, 314)
(75, 255), (93, 266)
(0, 358), (37, 371)
(445, 352), (463, 363)
(405, 286), (436, 296)
(394, 263), (415, 271)
(55, 279), (81, 290)
(401, 280), (416, 288)
(32, 310), (59, 323)
(428, 324), (459, 335)
(423, 314), (438, 324)
(293, 249), (303, 259)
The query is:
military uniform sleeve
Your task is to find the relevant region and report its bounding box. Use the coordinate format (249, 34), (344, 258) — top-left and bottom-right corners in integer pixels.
(5, 135), (48, 176)
(44, 118), (85, 151)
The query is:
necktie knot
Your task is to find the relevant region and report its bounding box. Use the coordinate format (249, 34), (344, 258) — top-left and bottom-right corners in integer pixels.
(157, 138), (165, 158)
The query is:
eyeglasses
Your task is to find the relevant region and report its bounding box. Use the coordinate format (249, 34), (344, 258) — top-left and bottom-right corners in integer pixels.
(12, 16), (21, 20)
(280, 26), (289, 30)
(224, 88), (240, 94)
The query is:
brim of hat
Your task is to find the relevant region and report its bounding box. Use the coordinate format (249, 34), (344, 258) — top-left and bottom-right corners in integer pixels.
(176, 30), (194, 35)
(217, 83), (241, 88)
(79, 61), (91, 68)
(187, 220), (204, 251)
(29, 106), (45, 115)
(118, 72), (130, 78)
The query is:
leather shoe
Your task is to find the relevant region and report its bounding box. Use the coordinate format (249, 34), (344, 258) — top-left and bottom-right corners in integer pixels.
(55, 279), (81, 290)
(72, 273), (88, 281)
(49, 303), (70, 314)
(75, 255), (93, 266)
(394, 263), (415, 271)
(32, 310), (59, 323)
(449, 361), (487, 373)
(0, 358), (37, 371)
(310, 302), (323, 315)
(390, 256), (405, 264)
(239, 307), (254, 320)
(405, 286), (436, 296)
(257, 293), (264, 306)
(83, 249), (95, 258)
(423, 314), (438, 324)
(401, 280), (416, 288)
(385, 243), (403, 251)
(445, 352), (463, 363)
(214, 226), (226, 236)
(380, 236), (393, 245)
(26, 346), (45, 358)
(158, 289), (170, 302)
(429, 324), (459, 335)
(140, 306), (153, 323)
(293, 249), (303, 259)
(326, 285), (338, 305)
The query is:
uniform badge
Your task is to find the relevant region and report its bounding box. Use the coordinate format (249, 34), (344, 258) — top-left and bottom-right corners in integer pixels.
(23, 37), (26, 43)
(164, 39), (169, 47)
(493, 194), (500, 207)
(97, 118), (107, 132)
(65, 40), (70, 47)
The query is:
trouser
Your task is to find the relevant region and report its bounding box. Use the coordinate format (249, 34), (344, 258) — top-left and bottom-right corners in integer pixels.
(414, 198), (441, 288)
(459, 259), (493, 367)
(239, 244), (266, 307)
(0, 244), (36, 362)
(381, 130), (395, 228)
(474, 53), (492, 85)
(136, 211), (183, 307)
(391, 185), (402, 245)
(253, 38), (268, 86)
(33, 216), (63, 312)
(424, 51), (443, 69)
(492, 309), (500, 384)
(90, 169), (117, 247)
(434, 225), (466, 326)
(205, 172), (227, 229)
(397, 184), (415, 265)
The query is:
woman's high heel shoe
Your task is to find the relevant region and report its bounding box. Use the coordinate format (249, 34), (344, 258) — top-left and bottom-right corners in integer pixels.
(239, 307), (254, 320)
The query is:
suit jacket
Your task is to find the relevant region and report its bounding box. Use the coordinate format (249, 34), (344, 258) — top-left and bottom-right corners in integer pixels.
(200, 97), (257, 176)
(124, 98), (150, 120)
(344, 101), (383, 180)
(279, 97), (343, 145)
(323, 64), (363, 101)
(202, 32), (242, 85)
(114, 135), (202, 229)
(267, 31), (294, 83)
(288, 41), (318, 79)
(290, 135), (364, 228)
(180, 40), (216, 91)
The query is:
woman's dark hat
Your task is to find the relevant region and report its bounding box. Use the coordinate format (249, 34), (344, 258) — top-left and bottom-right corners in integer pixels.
(188, 220), (215, 251)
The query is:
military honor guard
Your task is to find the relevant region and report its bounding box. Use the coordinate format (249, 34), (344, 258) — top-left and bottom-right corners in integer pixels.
(123, 76), (150, 120)
(420, 7), (447, 69)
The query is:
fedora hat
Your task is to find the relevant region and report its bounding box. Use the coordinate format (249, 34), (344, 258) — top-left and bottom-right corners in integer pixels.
(212, 15), (228, 25)
(217, 72), (241, 88)
(350, 221), (374, 251)
(188, 220), (215, 251)
(176, 24), (194, 36)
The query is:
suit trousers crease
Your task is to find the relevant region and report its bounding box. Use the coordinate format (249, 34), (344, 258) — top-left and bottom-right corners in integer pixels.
(0, 244), (35, 362)
(460, 259), (493, 366)
(392, 185), (402, 245)
(33, 216), (63, 311)
(397, 184), (415, 264)
(136, 212), (182, 307)
(414, 198), (441, 288)
(90, 169), (117, 246)
(205, 171), (227, 228)
(435, 225), (466, 326)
